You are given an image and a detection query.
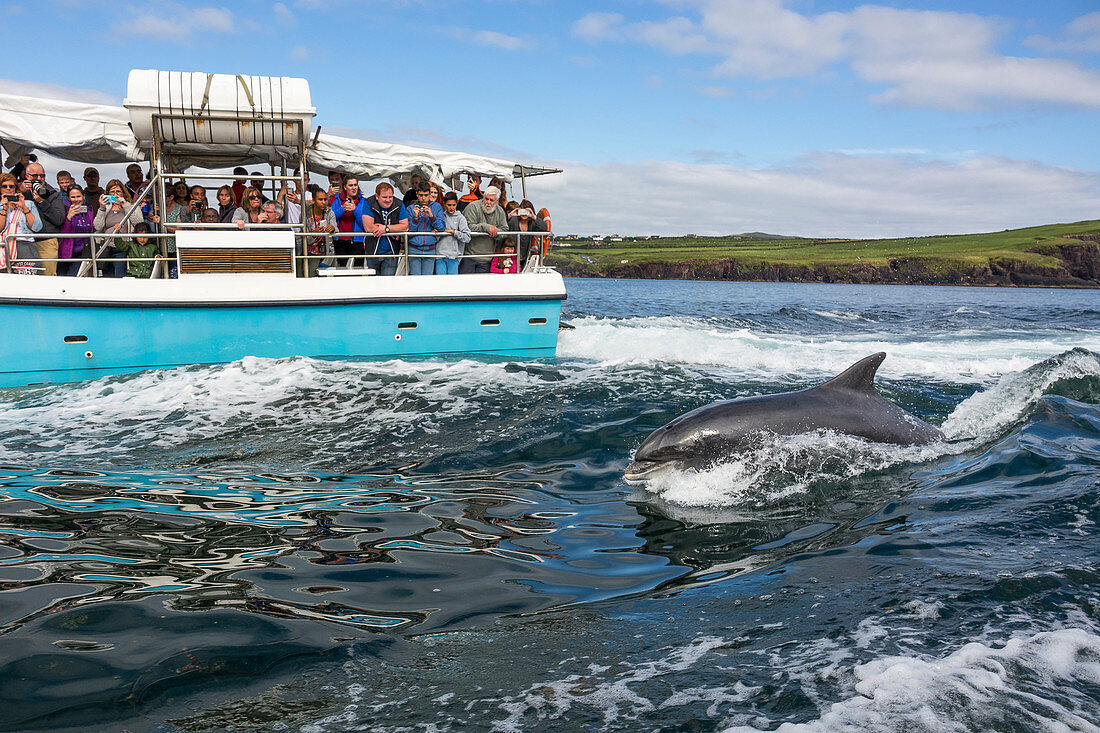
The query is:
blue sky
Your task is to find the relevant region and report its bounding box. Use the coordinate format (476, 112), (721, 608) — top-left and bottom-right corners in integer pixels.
(5, 0), (1100, 237)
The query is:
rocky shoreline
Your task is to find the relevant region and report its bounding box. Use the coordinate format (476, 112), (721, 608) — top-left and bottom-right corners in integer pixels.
(549, 238), (1100, 288)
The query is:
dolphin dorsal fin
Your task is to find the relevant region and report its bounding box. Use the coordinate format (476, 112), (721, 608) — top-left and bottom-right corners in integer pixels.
(819, 352), (887, 392)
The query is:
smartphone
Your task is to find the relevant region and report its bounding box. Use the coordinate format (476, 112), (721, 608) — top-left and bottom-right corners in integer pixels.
(105, 195), (118, 204)
(72, 205), (87, 214)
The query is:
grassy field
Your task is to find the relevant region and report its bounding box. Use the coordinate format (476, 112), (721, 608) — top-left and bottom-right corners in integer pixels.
(546, 220), (1100, 275)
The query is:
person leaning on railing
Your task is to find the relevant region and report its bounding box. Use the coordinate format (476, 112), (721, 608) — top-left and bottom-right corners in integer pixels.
(361, 182), (409, 276)
(302, 187), (337, 277)
(232, 188), (266, 228)
(0, 172), (41, 271)
(461, 185), (507, 274)
(94, 179), (143, 278)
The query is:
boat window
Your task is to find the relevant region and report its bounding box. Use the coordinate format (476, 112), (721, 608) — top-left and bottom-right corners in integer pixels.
(481, 319), (500, 327)
(398, 322), (417, 330)
(529, 318), (547, 325)
(64, 335), (89, 343)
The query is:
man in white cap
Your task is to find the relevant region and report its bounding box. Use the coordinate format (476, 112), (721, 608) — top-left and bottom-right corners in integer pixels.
(460, 185), (507, 274)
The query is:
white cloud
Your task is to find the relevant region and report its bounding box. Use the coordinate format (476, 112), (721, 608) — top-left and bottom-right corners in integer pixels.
(572, 12), (623, 40)
(1025, 11), (1100, 54)
(122, 3), (234, 41)
(472, 30), (523, 50)
(529, 153), (1100, 239)
(0, 79), (117, 105)
(698, 85), (732, 98)
(574, 2), (1100, 110)
(290, 45), (308, 60)
(273, 2), (296, 27)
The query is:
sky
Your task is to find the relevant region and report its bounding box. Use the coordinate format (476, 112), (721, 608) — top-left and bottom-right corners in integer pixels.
(4, 0), (1100, 238)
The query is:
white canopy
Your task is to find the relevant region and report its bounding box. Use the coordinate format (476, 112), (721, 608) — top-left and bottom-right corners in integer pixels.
(0, 92), (142, 167)
(0, 91), (553, 184)
(309, 134), (517, 184)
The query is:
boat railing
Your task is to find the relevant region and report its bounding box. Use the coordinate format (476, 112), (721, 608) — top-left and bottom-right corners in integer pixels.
(2, 229), (553, 277)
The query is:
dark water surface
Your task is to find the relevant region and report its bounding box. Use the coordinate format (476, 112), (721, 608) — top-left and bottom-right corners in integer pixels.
(1, 280), (1099, 731)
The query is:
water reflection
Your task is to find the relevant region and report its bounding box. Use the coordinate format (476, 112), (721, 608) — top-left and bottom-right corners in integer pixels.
(0, 466), (644, 640)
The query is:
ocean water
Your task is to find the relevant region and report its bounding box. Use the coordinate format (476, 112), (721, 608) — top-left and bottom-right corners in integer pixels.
(1, 279), (1099, 732)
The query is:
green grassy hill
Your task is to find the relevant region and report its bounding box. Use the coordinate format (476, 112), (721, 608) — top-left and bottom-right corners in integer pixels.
(546, 221), (1100, 287)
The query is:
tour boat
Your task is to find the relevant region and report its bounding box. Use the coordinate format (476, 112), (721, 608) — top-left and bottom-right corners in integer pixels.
(0, 70), (565, 388)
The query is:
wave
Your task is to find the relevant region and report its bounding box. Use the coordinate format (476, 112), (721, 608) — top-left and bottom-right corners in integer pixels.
(0, 356), (585, 467)
(725, 627), (1100, 732)
(463, 622), (1100, 733)
(559, 315), (1100, 383)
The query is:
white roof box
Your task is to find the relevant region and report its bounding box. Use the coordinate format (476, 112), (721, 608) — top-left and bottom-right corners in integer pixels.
(124, 70), (315, 150)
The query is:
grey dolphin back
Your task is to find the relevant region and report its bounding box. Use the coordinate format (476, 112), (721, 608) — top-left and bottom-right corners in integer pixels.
(624, 351), (944, 481)
(817, 352), (887, 393)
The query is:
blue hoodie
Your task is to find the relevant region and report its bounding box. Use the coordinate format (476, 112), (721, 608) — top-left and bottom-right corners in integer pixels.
(407, 200), (445, 249)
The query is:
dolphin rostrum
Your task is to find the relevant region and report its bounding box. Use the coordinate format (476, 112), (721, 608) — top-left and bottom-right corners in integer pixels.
(625, 352), (944, 480)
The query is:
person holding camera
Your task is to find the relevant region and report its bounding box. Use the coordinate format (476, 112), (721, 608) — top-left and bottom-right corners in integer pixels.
(20, 162), (65, 276)
(406, 182), (445, 276)
(507, 198), (547, 270)
(331, 176), (369, 267)
(0, 172), (41, 271)
(94, 179), (144, 278)
(58, 186), (93, 276)
(166, 185), (207, 227)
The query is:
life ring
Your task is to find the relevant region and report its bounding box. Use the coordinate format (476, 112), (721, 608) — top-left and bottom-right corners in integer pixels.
(536, 208), (551, 257)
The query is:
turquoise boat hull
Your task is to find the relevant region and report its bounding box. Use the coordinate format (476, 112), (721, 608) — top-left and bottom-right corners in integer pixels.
(2, 296), (562, 388)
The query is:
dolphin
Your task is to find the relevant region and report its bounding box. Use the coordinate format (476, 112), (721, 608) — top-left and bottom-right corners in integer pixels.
(625, 352), (944, 480)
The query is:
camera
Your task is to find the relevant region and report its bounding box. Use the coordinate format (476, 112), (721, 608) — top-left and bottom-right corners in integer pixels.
(30, 181), (49, 198)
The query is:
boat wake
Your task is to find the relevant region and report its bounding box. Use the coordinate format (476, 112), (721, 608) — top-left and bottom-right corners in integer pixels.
(559, 314), (1100, 384)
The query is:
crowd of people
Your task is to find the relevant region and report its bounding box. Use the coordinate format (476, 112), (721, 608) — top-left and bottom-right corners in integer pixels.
(0, 153), (551, 278)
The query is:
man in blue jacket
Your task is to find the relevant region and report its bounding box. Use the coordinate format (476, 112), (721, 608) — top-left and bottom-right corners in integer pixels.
(362, 182), (409, 276)
(405, 182), (445, 276)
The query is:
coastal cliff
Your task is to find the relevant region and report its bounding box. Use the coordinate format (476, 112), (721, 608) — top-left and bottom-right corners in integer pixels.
(546, 225), (1100, 288)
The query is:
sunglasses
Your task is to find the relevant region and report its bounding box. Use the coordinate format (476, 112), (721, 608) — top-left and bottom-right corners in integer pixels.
(0, 184), (15, 190)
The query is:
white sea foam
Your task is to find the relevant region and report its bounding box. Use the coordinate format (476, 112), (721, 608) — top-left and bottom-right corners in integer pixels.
(639, 430), (946, 508)
(0, 356), (562, 463)
(942, 347), (1100, 440)
(490, 635), (752, 732)
(724, 627), (1100, 733)
(559, 315), (1100, 383)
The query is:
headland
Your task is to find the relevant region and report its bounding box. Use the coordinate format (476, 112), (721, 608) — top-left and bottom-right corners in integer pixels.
(547, 221), (1100, 287)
